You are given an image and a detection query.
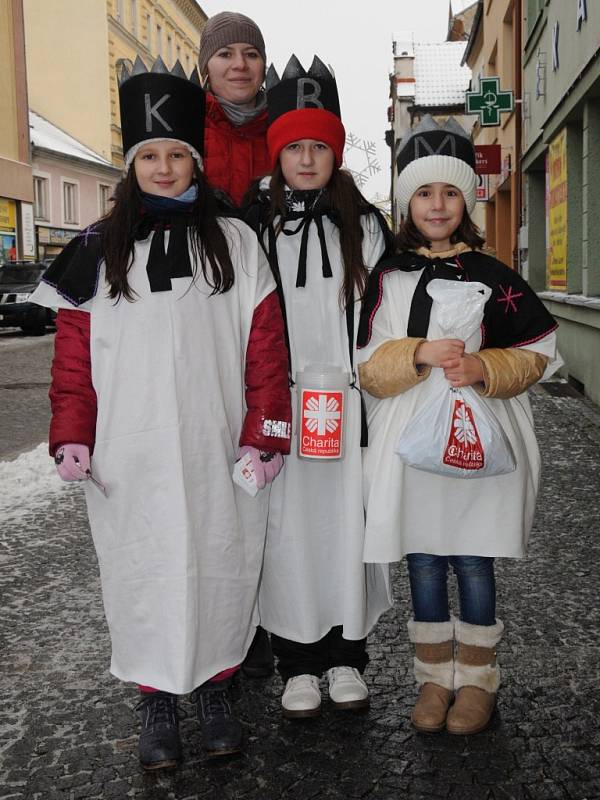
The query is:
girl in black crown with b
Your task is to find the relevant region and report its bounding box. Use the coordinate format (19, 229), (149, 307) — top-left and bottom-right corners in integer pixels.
(243, 55), (393, 719)
(32, 56), (291, 769)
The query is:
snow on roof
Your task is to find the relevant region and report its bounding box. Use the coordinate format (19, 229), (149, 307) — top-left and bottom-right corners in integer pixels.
(29, 110), (114, 167)
(413, 41), (471, 107)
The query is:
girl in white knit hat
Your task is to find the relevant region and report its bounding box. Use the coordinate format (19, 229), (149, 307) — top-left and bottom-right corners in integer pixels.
(357, 115), (561, 736)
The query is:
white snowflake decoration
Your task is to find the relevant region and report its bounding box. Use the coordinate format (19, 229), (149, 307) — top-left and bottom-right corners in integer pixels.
(343, 132), (382, 189)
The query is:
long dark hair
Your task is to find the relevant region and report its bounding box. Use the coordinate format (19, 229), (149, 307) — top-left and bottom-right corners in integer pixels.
(266, 163), (375, 307)
(102, 163), (235, 300)
(395, 207), (485, 252)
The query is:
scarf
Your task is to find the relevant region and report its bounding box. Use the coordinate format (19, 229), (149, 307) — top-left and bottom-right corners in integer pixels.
(137, 186), (198, 292)
(212, 89), (267, 127)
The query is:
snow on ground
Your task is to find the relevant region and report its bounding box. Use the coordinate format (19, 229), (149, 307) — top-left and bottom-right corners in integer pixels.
(0, 443), (76, 523)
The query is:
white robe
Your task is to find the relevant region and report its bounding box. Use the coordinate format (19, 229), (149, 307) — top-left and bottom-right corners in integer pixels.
(359, 268), (561, 563)
(258, 213), (393, 643)
(33, 218), (277, 693)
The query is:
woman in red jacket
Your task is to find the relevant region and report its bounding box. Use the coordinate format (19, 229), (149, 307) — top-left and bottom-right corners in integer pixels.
(199, 12), (275, 676)
(199, 12), (270, 206)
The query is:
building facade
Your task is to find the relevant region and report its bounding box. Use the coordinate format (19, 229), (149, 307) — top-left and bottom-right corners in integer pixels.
(463, 0), (522, 269)
(521, 0), (600, 403)
(387, 36), (472, 231)
(0, 0), (34, 262)
(23, 0), (206, 168)
(30, 112), (120, 260)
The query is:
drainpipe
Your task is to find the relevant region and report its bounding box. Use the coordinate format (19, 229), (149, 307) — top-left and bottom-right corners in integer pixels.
(515, 0), (523, 272)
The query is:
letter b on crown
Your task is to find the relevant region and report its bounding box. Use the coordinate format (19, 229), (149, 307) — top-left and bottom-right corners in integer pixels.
(297, 78), (324, 109)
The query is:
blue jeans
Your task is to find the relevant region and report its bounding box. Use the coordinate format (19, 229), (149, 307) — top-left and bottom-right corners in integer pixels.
(406, 554), (496, 626)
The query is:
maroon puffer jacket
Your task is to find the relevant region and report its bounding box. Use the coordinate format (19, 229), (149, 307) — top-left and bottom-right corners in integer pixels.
(203, 93), (270, 206)
(49, 290), (291, 456)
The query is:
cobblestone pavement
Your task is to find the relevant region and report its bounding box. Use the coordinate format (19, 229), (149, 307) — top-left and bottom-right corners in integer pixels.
(1, 339), (600, 799)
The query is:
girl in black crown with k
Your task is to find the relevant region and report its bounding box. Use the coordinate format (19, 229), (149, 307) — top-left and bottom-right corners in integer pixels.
(243, 55), (393, 718)
(357, 116), (561, 735)
(32, 57), (291, 769)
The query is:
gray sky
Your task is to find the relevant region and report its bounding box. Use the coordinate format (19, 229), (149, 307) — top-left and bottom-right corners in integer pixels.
(199, 1), (474, 199)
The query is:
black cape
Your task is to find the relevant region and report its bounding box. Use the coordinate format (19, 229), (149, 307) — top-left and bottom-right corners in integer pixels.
(357, 249), (557, 350)
(41, 193), (238, 305)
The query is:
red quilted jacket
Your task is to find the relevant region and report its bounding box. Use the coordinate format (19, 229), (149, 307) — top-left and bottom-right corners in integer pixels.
(203, 93), (270, 206)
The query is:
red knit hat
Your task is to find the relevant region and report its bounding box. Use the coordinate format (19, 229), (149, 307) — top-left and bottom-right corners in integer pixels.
(267, 108), (346, 171)
(266, 56), (345, 172)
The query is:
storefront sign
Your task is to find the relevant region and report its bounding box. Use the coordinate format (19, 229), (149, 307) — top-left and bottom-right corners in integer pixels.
(0, 198), (16, 232)
(546, 130), (567, 291)
(466, 77), (514, 127)
(476, 174), (489, 202)
(20, 203), (36, 259)
(37, 226), (79, 246)
(475, 144), (501, 174)
(552, 22), (560, 71)
(577, 0), (587, 31)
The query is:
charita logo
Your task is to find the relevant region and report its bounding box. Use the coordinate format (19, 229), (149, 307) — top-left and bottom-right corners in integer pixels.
(304, 394), (340, 434)
(300, 390), (343, 459)
(443, 396), (484, 470)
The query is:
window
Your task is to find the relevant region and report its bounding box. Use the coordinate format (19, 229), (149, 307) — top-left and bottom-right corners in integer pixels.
(130, 0), (137, 36)
(146, 14), (151, 49)
(526, 0), (544, 35)
(156, 24), (162, 55)
(62, 181), (79, 225)
(167, 34), (173, 66)
(98, 184), (112, 216)
(185, 52), (190, 72)
(176, 44), (181, 64)
(33, 176), (50, 221)
(116, 0), (124, 23)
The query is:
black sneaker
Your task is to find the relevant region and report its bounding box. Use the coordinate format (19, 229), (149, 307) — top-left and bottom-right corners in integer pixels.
(191, 681), (243, 757)
(135, 691), (181, 770)
(241, 626), (275, 678)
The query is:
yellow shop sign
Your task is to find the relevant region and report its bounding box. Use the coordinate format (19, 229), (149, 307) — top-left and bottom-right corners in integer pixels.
(0, 198), (17, 232)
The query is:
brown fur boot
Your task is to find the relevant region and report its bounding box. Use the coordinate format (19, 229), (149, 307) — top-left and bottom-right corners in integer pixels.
(446, 618), (504, 735)
(407, 618), (455, 733)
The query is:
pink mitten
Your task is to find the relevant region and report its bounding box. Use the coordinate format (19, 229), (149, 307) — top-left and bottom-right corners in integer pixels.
(54, 444), (91, 482)
(237, 446), (284, 490)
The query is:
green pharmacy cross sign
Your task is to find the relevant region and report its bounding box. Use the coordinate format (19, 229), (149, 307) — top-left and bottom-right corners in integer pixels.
(466, 77), (514, 127)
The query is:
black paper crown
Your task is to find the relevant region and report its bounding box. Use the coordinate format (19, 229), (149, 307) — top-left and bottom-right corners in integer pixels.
(396, 115), (476, 175)
(118, 56), (205, 164)
(265, 55), (341, 125)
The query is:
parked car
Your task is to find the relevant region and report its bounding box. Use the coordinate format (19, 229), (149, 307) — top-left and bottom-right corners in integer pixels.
(0, 261), (56, 335)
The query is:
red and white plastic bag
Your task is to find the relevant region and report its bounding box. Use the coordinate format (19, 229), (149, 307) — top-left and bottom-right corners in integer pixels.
(395, 384), (516, 478)
(394, 279), (516, 479)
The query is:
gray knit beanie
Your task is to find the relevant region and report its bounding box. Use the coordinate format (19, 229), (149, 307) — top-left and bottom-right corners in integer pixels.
(199, 12), (266, 76)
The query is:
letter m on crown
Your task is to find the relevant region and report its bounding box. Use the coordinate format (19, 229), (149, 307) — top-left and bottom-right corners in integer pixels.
(414, 134), (456, 159)
(145, 93), (173, 133)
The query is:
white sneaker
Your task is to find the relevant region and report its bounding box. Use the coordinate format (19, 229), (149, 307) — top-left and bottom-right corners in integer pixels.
(327, 666), (370, 710)
(281, 674), (321, 718)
